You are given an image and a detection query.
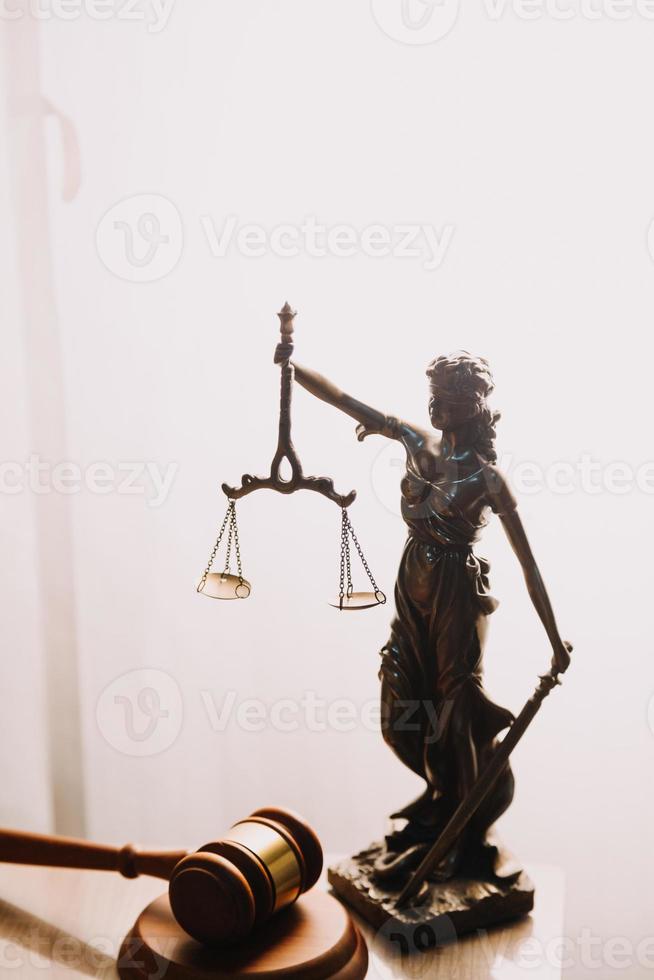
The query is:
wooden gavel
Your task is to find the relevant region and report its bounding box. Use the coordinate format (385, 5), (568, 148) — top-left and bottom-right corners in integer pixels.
(0, 807), (323, 946)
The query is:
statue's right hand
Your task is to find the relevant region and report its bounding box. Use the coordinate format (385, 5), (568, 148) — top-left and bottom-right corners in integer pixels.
(356, 422), (383, 442)
(274, 341), (294, 365)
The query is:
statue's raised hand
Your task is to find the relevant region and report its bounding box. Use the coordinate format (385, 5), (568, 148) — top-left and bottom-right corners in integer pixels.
(274, 341), (294, 365)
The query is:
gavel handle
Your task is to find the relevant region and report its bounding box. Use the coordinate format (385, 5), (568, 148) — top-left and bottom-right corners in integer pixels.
(0, 828), (187, 880)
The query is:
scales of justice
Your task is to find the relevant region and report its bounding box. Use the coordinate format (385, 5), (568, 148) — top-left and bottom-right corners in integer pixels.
(0, 303), (571, 979)
(197, 301), (387, 612)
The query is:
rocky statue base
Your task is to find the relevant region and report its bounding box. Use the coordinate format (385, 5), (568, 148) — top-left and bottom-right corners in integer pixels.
(328, 839), (534, 944)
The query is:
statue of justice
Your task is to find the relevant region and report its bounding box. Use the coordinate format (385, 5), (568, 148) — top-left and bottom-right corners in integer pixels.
(199, 303), (572, 933)
(277, 331), (570, 866)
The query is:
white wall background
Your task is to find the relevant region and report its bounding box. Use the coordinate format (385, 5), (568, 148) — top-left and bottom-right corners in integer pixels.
(2, 3), (654, 977)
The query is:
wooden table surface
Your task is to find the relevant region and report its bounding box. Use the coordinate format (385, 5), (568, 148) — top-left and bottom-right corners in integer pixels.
(0, 862), (564, 979)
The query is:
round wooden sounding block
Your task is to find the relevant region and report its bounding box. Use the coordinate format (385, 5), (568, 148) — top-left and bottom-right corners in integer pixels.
(118, 888), (368, 980)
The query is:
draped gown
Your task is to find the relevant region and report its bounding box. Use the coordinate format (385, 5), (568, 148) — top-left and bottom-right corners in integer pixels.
(378, 417), (517, 863)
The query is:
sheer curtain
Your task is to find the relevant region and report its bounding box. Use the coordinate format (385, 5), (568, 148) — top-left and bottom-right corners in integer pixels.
(0, 17), (84, 836)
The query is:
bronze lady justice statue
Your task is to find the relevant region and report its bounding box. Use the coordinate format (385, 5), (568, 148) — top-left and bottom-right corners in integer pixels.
(275, 341), (571, 894)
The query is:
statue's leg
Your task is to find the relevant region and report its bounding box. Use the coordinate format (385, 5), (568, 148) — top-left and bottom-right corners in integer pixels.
(414, 562), (490, 877)
(379, 636), (427, 781)
(469, 743), (515, 838)
(428, 594), (516, 858)
(423, 562), (482, 806)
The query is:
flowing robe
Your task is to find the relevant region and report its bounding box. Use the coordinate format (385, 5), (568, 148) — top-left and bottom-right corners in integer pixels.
(378, 418), (516, 845)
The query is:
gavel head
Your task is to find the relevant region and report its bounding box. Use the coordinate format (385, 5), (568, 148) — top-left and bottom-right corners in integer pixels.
(168, 807), (323, 946)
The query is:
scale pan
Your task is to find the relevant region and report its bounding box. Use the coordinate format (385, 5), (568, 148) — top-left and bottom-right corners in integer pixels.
(198, 573), (252, 600)
(329, 591), (387, 611)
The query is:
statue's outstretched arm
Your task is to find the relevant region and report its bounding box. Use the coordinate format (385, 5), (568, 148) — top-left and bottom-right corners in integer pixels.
(274, 346), (428, 451)
(291, 361), (387, 432)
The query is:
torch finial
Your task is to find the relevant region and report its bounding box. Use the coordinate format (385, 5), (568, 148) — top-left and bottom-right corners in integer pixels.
(277, 301), (297, 337)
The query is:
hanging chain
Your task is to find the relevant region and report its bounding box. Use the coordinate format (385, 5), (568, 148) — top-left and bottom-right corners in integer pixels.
(345, 512), (381, 596)
(229, 502), (245, 587)
(344, 525), (353, 597)
(198, 499), (247, 594)
(339, 508), (352, 607)
(198, 501), (233, 594)
(222, 505), (234, 576)
(337, 508), (386, 608)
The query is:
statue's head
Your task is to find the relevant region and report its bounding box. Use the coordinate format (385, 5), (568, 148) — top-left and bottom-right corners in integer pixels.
(426, 351), (499, 461)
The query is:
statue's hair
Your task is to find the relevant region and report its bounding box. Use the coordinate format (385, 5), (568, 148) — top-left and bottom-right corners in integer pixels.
(426, 351), (500, 463)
